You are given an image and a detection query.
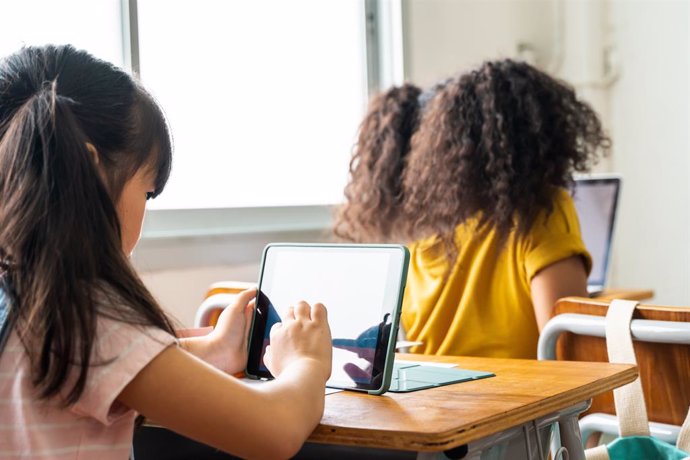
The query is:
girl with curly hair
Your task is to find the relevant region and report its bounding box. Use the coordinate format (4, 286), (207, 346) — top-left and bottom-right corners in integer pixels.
(335, 59), (610, 359)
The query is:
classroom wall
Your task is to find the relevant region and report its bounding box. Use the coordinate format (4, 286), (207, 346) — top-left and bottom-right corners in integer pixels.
(137, 0), (690, 326)
(606, 0), (689, 304)
(140, 265), (257, 326)
(136, 229), (330, 326)
(402, 0), (557, 86)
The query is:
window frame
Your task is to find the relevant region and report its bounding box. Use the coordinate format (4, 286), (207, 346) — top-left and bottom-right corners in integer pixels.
(120, 0), (404, 267)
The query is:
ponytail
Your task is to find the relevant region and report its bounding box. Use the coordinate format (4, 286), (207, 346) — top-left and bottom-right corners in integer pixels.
(0, 45), (175, 405)
(334, 83), (422, 242)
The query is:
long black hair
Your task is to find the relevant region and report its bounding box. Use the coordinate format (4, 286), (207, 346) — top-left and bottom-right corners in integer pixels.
(0, 45), (175, 405)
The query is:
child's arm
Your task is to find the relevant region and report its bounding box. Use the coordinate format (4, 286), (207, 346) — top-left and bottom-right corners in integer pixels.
(117, 300), (332, 460)
(530, 255), (589, 331)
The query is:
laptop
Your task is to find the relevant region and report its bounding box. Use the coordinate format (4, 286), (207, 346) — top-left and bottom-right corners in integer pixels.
(245, 243), (493, 394)
(571, 175), (621, 296)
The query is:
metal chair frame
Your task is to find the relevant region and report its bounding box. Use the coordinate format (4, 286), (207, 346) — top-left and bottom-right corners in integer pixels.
(537, 312), (690, 446)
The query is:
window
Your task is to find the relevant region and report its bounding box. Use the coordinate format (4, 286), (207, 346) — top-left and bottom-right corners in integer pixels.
(1, 0), (401, 246)
(137, 0), (368, 210)
(0, 0), (124, 68)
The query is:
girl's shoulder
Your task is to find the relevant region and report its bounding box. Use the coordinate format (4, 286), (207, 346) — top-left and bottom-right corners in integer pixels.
(552, 186), (575, 205)
(530, 187), (578, 227)
(549, 187), (579, 223)
(523, 187), (584, 247)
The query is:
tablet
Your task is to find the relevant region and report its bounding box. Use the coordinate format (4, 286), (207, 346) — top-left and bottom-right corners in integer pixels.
(246, 243), (409, 395)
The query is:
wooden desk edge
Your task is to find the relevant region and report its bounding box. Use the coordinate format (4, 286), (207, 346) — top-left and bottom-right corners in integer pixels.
(594, 289), (654, 301)
(308, 364), (638, 452)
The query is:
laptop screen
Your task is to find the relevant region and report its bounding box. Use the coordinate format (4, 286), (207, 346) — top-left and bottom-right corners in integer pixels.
(571, 176), (621, 291)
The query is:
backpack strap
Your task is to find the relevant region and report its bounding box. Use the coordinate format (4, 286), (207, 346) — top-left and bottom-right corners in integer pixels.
(605, 299), (650, 437)
(676, 407), (690, 453)
(585, 444), (610, 460)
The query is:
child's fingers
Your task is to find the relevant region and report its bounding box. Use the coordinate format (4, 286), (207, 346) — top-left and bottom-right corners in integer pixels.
(263, 345), (272, 368)
(215, 290), (255, 330)
(234, 288), (257, 308)
(285, 305), (295, 320)
(244, 299), (256, 318)
(311, 303), (327, 323)
(293, 301), (311, 320)
(242, 300), (255, 341)
(268, 321), (283, 341)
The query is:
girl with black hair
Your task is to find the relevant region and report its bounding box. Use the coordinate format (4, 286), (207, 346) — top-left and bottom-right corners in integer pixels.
(0, 45), (331, 459)
(336, 59), (610, 359)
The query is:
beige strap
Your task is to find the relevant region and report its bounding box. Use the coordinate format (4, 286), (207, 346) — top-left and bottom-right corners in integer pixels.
(676, 406), (690, 452)
(585, 444), (610, 460)
(605, 299), (650, 437)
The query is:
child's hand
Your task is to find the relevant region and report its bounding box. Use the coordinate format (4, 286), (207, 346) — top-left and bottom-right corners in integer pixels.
(263, 301), (332, 383)
(205, 288), (256, 374)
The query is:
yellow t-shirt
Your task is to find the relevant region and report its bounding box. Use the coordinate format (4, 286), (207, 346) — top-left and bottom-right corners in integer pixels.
(400, 188), (592, 359)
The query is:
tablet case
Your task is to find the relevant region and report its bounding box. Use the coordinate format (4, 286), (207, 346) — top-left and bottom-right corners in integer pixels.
(388, 362), (494, 393)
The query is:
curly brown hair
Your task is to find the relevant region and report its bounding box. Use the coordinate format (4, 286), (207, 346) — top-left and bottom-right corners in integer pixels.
(336, 59), (610, 249)
(404, 59), (610, 247)
(334, 83), (422, 242)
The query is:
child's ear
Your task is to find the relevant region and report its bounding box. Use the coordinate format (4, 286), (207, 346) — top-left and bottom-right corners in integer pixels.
(85, 142), (109, 187)
(85, 142), (100, 165)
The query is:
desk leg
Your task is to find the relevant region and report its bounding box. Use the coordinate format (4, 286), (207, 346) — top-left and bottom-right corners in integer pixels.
(458, 422), (553, 460)
(424, 401), (589, 460)
(559, 414), (586, 460)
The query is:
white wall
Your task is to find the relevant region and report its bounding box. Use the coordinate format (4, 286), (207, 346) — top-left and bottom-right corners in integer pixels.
(402, 0), (557, 85)
(607, 0), (689, 304)
(140, 265), (257, 327)
(135, 229), (331, 326)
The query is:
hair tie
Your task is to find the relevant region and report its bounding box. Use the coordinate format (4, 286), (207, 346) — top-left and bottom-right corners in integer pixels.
(417, 77), (451, 110)
(417, 88), (435, 109)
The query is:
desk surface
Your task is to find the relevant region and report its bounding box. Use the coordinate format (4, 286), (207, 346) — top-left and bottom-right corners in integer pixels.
(207, 284), (654, 303)
(595, 288), (654, 301)
(310, 354), (636, 452)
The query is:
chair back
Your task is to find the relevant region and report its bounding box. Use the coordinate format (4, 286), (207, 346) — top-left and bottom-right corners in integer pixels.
(546, 297), (690, 426)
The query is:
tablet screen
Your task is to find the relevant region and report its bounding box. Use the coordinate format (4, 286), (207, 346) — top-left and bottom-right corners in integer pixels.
(246, 244), (408, 392)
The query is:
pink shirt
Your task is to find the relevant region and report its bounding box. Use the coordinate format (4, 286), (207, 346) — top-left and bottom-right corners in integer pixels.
(0, 316), (176, 459)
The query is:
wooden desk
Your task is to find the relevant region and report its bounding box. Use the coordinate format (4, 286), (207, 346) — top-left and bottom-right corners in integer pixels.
(595, 288), (654, 301)
(135, 355), (636, 460)
(308, 354), (636, 459)
(205, 283), (654, 303)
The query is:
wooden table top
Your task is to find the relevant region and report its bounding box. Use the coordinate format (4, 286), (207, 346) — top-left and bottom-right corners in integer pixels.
(309, 354), (637, 452)
(206, 284), (654, 303)
(595, 288), (654, 301)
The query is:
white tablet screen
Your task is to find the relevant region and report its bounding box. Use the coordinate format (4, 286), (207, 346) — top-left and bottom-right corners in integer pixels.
(246, 244), (408, 391)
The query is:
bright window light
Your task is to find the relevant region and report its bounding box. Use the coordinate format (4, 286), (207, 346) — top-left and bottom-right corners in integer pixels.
(138, 0), (368, 209)
(0, 0), (124, 68)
